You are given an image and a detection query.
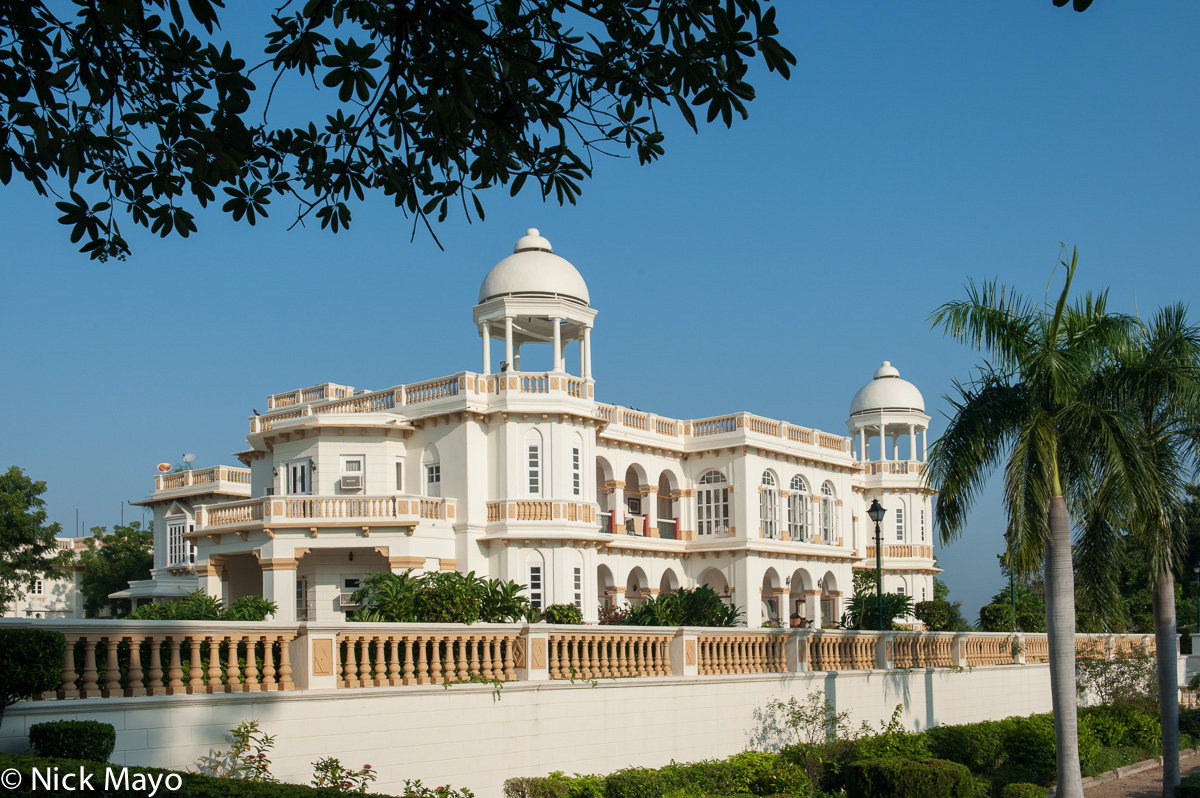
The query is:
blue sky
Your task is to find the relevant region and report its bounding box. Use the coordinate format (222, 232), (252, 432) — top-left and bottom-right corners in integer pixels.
(1, 3), (1197, 622)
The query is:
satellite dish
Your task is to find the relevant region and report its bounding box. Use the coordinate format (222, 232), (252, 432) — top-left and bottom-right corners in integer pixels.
(183, 453), (195, 463)
(156, 463), (172, 473)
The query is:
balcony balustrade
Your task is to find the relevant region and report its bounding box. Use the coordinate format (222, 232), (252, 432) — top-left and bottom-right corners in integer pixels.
(153, 465), (251, 495)
(194, 495), (455, 533)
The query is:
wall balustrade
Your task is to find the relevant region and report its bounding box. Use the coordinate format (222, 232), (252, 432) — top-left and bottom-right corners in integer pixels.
(4, 620), (1166, 704)
(335, 627), (521, 687)
(546, 629), (673, 679)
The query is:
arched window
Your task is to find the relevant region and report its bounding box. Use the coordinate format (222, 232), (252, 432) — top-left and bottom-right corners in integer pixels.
(788, 476), (811, 541)
(820, 481), (838, 543)
(760, 471), (779, 539)
(525, 430), (543, 497)
(696, 470), (729, 537)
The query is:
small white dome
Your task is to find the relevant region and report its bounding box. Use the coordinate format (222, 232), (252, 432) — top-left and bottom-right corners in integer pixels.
(478, 228), (590, 305)
(849, 361), (925, 416)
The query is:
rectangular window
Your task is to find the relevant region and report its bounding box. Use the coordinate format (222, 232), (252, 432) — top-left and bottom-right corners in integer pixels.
(529, 565), (543, 612)
(920, 509), (926, 542)
(527, 443), (541, 496)
(426, 463), (441, 497)
(296, 576), (309, 622)
(895, 507), (905, 541)
(897, 585), (905, 596)
(571, 447), (581, 497)
(288, 460), (311, 495)
(340, 456), (364, 490)
(32, 578), (44, 596)
(395, 459), (404, 492)
(573, 566), (583, 609)
(341, 457), (363, 473)
(922, 586), (927, 602)
(167, 516), (188, 567)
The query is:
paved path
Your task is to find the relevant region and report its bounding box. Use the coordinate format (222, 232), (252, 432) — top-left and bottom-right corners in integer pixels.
(1083, 752), (1200, 797)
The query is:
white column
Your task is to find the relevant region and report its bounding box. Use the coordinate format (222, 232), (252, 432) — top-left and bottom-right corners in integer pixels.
(263, 565), (297, 623)
(504, 316), (513, 368)
(514, 344), (521, 372)
(892, 435), (899, 460)
(908, 424), (916, 460)
(879, 423), (887, 462)
(859, 429), (866, 461)
(922, 429), (928, 460)
(552, 317), (562, 372)
(479, 322), (491, 374)
(583, 325), (593, 379)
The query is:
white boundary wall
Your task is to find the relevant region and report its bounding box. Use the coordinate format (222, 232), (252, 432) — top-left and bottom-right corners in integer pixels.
(3, 664), (1057, 797)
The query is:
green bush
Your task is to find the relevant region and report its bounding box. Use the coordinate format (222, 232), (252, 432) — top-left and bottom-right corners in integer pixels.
(602, 767), (666, 798)
(504, 776), (571, 798)
(925, 721), (1006, 773)
(1181, 707), (1200, 737)
(999, 784), (1046, 798)
(623, 586), (741, 627)
(914, 600), (955, 632)
(845, 758), (973, 798)
(978, 604), (1016, 632)
(1078, 706), (1128, 747)
(1179, 770), (1200, 798)
(541, 604), (585, 625)
(29, 720), (116, 762)
(0, 628), (66, 724)
(998, 714), (1099, 779)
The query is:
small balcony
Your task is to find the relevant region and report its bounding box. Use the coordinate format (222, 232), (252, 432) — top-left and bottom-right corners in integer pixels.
(145, 465), (252, 502)
(192, 494), (456, 537)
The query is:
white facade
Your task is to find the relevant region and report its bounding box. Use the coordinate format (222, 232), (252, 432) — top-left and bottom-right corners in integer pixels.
(132, 229), (937, 627)
(2, 537), (88, 619)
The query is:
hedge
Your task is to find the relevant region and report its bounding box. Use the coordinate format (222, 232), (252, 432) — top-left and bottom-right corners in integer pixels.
(844, 758), (973, 798)
(1180, 771), (1200, 798)
(1000, 784), (1047, 798)
(29, 720), (116, 763)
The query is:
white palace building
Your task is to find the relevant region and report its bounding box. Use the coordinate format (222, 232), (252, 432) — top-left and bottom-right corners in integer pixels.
(126, 229), (937, 628)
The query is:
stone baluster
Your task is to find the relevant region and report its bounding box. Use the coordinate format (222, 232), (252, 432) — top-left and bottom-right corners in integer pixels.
(79, 637), (100, 697)
(342, 635), (358, 688)
(503, 635), (516, 681)
(126, 636), (145, 696)
(548, 635), (560, 679)
(207, 638), (222, 692)
(146, 637), (164, 696)
(224, 637), (240, 692)
(167, 637), (185, 694)
(60, 639), (78, 699)
(429, 636), (443, 685)
(387, 637), (401, 686)
(244, 635), (260, 692)
(479, 637), (492, 680)
(102, 637), (122, 697)
(455, 636), (468, 682)
(358, 636), (373, 687)
(261, 636), (277, 690)
(187, 637), (203, 693)
(416, 636), (430, 684)
(403, 636), (417, 685)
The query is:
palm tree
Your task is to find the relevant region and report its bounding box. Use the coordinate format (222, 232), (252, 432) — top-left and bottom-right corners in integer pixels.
(927, 248), (1155, 798)
(1075, 304), (1200, 798)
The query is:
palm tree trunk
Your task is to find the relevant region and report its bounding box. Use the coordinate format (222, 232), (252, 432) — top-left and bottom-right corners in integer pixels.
(1047, 494), (1084, 797)
(1155, 570), (1180, 798)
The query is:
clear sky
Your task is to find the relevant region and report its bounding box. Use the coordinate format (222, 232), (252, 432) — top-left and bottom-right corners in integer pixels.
(1, 3), (1197, 623)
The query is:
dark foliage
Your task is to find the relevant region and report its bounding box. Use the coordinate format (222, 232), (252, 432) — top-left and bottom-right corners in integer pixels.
(29, 720), (116, 762)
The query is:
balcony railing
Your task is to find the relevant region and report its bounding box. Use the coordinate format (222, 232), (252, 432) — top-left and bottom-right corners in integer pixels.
(864, 544), (934, 559)
(485, 500), (598, 525)
(194, 495), (455, 532)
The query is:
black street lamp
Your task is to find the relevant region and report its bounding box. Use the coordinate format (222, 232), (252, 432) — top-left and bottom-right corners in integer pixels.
(867, 499), (887, 631)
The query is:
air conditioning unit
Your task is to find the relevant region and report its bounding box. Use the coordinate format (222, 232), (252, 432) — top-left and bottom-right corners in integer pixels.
(338, 591), (361, 608)
(341, 475), (363, 490)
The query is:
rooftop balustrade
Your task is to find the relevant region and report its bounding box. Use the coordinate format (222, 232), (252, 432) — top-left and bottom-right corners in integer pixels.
(152, 465), (252, 494)
(4, 618), (1162, 704)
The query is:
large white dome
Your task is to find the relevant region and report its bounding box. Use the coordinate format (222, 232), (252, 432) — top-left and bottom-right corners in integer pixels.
(849, 361), (925, 416)
(478, 228), (590, 305)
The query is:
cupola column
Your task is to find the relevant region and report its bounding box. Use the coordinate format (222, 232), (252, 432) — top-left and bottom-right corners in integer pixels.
(859, 429), (866, 461)
(583, 325), (593, 379)
(922, 430), (928, 460)
(908, 424), (916, 461)
(552, 317), (563, 372)
(879, 419), (888, 462)
(479, 322), (491, 374)
(504, 316), (514, 369)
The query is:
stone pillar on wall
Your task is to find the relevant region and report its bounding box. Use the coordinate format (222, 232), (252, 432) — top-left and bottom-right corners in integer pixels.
(804, 589), (822, 629)
(642, 485), (658, 537)
(260, 556), (298, 624)
(734, 556), (758, 628)
(520, 631), (550, 681)
(670, 632), (698, 676)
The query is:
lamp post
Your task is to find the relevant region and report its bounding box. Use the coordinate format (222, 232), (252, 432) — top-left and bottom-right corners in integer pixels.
(867, 499), (887, 631)
(1194, 564), (1199, 635)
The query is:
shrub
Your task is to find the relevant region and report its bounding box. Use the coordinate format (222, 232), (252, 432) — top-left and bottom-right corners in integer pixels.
(0, 628), (66, 727)
(914, 600), (955, 632)
(997, 714), (1099, 783)
(1078, 706), (1128, 747)
(978, 604), (1016, 632)
(311, 757), (376, 793)
(28, 720), (116, 762)
(504, 776), (572, 798)
(1000, 784), (1046, 798)
(602, 767), (665, 798)
(542, 604), (585, 625)
(195, 720), (276, 781)
(844, 758), (973, 798)
(1179, 770), (1200, 798)
(924, 721), (1006, 773)
(1181, 708), (1200, 737)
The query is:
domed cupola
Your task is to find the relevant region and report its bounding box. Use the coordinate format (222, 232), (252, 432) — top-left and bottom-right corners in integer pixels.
(478, 228), (591, 306)
(846, 361), (930, 463)
(472, 228), (599, 382)
(849, 361), (925, 417)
